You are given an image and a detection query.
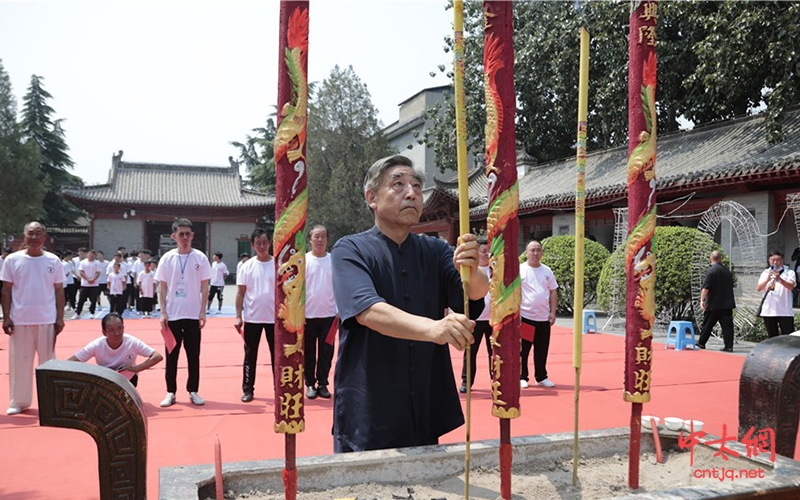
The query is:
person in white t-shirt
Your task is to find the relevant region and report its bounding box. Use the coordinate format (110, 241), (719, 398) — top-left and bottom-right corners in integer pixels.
(234, 228), (276, 403)
(96, 251), (108, 309)
(154, 218), (211, 407)
(519, 240), (558, 389)
(69, 312), (163, 388)
(129, 250), (149, 312)
(304, 225), (337, 400)
(459, 240), (493, 393)
(236, 253), (249, 277)
(1, 222), (66, 415)
(757, 250), (797, 337)
(72, 247), (87, 282)
(137, 260), (157, 317)
(207, 252), (228, 313)
(107, 262), (128, 315)
(61, 250), (78, 311)
(0, 246), (10, 317)
(76, 250), (103, 318)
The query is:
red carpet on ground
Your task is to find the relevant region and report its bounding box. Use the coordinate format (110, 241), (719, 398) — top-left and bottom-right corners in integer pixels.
(0, 316), (766, 499)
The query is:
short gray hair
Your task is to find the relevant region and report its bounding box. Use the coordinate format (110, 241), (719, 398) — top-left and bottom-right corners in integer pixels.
(363, 155), (426, 208)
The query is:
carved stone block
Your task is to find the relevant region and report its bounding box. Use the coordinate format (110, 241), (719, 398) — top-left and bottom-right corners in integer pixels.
(36, 360), (147, 499)
(739, 335), (800, 459)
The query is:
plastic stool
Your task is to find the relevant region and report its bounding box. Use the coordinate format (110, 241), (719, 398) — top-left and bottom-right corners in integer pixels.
(665, 320), (696, 351)
(582, 310), (598, 334)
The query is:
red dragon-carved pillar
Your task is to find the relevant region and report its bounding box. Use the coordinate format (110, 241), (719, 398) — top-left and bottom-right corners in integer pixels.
(483, 2), (521, 498)
(273, 2), (309, 497)
(625, 0), (657, 489)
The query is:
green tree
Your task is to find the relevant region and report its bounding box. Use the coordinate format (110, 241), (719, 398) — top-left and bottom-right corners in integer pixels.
(20, 75), (83, 226)
(535, 235), (610, 315)
(307, 65), (396, 243)
(231, 116), (277, 193)
(0, 137), (45, 238)
(0, 62), (45, 238)
(425, 1), (800, 173)
(596, 226), (732, 321)
(0, 59), (16, 138)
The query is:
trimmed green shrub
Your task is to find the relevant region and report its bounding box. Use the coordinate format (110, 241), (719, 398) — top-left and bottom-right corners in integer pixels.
(529, 235), (611, 315)
(596, 226), (733, 321)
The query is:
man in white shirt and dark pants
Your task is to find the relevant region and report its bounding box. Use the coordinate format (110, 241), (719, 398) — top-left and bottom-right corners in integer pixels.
(155, 219), (211, 407)
(519, 240), (558, 389)
(76, 250), (102, 319)
(234, 228), (276, 403)
(304, 225), (337, 399)
(1, 222), (66, 415)
(207, 252), (228, 314)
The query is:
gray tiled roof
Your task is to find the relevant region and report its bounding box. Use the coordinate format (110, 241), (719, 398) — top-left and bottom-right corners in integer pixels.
(62, 161), (275, 208)
(431, 107), (800, 216)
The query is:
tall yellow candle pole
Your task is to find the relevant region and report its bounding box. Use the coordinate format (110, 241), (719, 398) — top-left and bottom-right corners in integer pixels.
(572, 24), (590, 487)
(453, 2), (472, 498)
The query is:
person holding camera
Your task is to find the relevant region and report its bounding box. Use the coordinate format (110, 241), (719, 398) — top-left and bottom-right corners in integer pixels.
(757, 250), (797, 338)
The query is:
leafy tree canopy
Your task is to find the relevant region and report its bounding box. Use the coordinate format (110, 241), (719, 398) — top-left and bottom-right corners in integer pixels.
(306, 65), (396, 244)
(231, 116), (277, 193)
(20, 75), (83, 226)
(425, 0), (800, 173)
(0, 59), (16, 139)
(0, 62), (44, 237)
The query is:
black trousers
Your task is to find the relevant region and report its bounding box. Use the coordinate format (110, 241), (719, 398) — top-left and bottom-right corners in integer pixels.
(460, 320), (493, 386)
(520, 318), (551, 383)
(242, 322), (276, 394)
(65, 282), (78, 309)
(698, 309), (734, 349)
(763, 316), (795, 338)
(208, 286), (224, 305)
(165, 319), (201, 393)
(304, 316), (335, 388)
(109, 294), (126, 315)
(76, 286), (100, 315)
(125, 283), (136, 308)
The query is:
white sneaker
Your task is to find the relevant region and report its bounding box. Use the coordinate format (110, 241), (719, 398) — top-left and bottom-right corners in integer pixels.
(520, 380), (529, 389)
(6, 406), (24, 415)
(160, 393), (176, 407)
(189, 392), (205, 406)
(537, 378), (555, 388)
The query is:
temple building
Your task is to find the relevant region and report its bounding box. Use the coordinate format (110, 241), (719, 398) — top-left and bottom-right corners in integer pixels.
(416, 105), (800, 263)
(62, 151), (274, 278)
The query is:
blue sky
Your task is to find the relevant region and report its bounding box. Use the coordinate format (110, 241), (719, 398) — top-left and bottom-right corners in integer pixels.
(0, 0), (454, 184)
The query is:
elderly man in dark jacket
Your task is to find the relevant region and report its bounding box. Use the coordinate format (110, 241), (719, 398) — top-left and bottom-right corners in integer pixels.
(698, 250), (736, 352)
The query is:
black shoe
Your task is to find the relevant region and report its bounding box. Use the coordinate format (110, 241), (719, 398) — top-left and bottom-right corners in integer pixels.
(317, 385), (331, 399)
(459, 383), (467, 393)
(697, 344), (706, 350)
(241, 392), (254, 403)
(721, 347), (733, 352)
(306, 386), (317, 399)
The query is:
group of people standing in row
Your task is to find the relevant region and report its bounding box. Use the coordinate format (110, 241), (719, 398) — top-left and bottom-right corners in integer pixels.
(0, 217), (339, 415)
(59, 247), (158, 318)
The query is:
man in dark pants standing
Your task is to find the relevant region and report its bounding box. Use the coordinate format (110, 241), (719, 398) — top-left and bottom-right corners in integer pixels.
(155, 218), (211, 407)
(304, 225), (336, 400)
(519, 240), (558, 388)
(698, 250), (736, 352)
